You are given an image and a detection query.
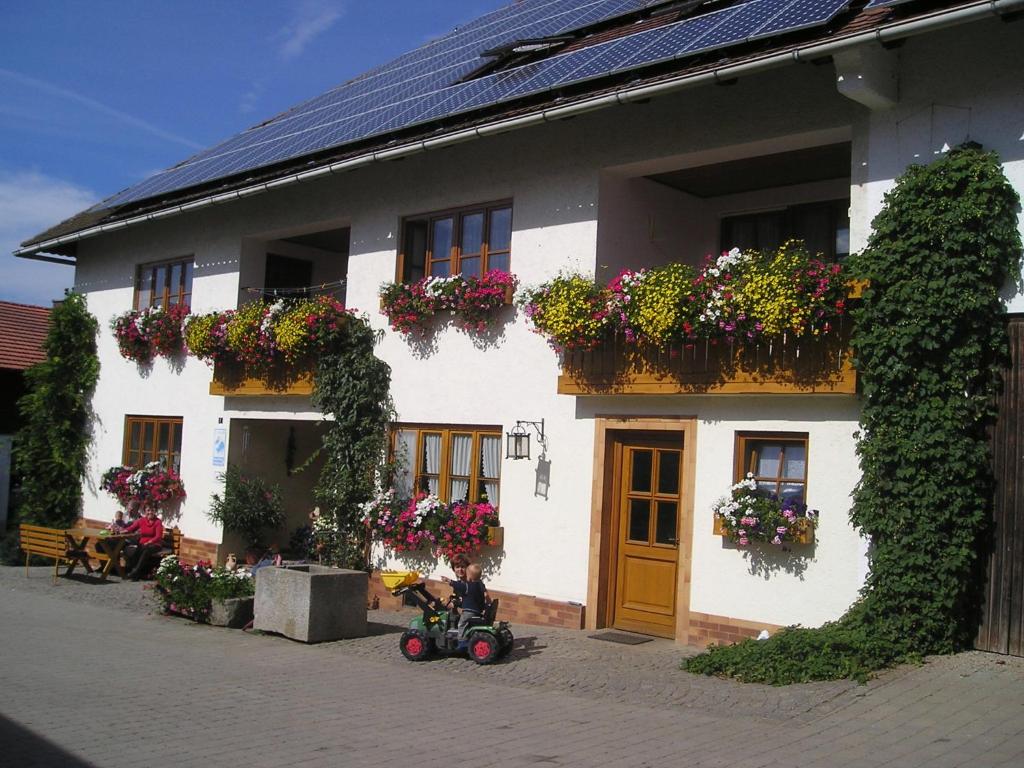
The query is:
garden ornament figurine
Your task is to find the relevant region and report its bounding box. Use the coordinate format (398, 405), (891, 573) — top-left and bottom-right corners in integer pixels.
(225, 553), (237, 571)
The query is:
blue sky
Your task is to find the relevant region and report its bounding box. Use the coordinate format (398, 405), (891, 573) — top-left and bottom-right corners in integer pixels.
(0, 0), (508, 305)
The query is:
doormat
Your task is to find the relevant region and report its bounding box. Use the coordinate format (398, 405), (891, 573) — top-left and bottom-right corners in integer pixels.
(587, 631), (653, 645)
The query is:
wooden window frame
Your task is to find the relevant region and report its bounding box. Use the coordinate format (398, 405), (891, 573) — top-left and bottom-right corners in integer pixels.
(733, 431), (809, 500)
(397, 200), (513, 282)
(391, 423), (502, 507)
(133, 256), (194, 310)
(122, 416), (184, 473)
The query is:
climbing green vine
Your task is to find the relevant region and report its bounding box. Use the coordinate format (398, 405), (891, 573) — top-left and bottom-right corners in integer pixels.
(14, 293), (100, 528)
(309, 315), (394, 569)
(685, 144), (1022, 683)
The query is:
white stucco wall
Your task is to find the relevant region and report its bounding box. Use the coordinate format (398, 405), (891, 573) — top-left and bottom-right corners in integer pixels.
(68, 16), (1024, 630)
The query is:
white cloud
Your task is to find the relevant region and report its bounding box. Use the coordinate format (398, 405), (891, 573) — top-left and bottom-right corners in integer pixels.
(278, 1), (345, 60)
(0, 170), (96, 306)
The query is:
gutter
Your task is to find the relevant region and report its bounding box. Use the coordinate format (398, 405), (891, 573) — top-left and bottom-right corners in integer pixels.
(16, 0), (1024, 261)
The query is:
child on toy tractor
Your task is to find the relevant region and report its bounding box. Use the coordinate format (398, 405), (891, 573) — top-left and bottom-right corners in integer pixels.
(385, 563), (514, 665)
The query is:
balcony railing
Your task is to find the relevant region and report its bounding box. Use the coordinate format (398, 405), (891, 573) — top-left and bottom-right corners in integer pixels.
(208, 361), (314, 397)
(557, 323), (855, 396)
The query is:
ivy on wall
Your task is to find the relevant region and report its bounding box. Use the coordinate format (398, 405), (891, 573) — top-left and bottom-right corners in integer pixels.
(309, 316), (394, 569)
(685, 144), (1023, 683)
(14, 293), (100, 528)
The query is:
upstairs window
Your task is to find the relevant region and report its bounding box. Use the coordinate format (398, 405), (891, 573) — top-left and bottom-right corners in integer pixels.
(735, 432), (808, 502)
(135, 257), (193, 309)
(721, 200), (849, 261)
(399, 201), (512, 282)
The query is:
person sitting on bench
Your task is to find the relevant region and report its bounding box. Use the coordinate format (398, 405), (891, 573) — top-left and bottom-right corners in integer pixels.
(121, 506), (165, 581)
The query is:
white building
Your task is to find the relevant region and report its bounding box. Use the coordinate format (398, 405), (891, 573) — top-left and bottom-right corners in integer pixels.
(16, 0), (1024, 644)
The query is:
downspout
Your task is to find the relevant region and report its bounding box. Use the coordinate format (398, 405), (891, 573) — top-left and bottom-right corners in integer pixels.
(16, 0), (1024, 261)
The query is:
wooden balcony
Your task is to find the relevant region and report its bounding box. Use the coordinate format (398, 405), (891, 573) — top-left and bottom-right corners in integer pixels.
(557, 324), (856, 396)
(209, 361), (314, 396)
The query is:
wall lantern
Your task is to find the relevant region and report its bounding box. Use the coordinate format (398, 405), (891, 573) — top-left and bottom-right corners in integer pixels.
(506, 419), (545, 461)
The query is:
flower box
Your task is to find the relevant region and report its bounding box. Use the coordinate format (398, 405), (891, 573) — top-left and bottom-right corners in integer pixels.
(713, 514), (814, 545)
(485, 525), (504, 547)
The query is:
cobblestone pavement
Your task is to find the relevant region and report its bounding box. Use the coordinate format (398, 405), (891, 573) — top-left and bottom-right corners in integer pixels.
(2, 566), (1023, 768)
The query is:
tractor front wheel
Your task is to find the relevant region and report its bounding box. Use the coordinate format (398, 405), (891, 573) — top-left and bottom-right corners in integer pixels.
(467, 631), (500, 665)
(400, 630), (433, 661)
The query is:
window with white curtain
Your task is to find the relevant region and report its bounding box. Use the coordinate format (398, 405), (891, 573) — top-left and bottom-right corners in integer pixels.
(392, 425), (501, 507)
(734, 432), (809, 501)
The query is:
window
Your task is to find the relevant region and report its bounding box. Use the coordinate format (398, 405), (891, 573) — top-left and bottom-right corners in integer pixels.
(399, 201), (512, 282)
(735, 432), (808, 501)
(135, 257), (194, 309)
(721, 200), (849, 260)
(392, 425), (502, 507)
(123, 416), (183, 473)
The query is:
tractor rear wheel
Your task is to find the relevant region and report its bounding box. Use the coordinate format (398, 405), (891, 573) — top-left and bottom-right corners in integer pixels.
(467, 631), (500, 664)
(400, 630), (433, 661)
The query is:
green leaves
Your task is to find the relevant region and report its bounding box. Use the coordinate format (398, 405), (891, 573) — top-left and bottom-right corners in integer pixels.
(310, 317), (393, 569)
(14, 293), (100, 527)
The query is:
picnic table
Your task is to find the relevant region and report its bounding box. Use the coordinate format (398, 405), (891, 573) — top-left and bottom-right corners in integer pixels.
(63, 527), (131, 579)
(20, 523), (183, 582)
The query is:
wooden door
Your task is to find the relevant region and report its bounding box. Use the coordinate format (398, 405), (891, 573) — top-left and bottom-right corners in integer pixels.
(612, 435), (684, 638)
(978, 315), (1024, 655)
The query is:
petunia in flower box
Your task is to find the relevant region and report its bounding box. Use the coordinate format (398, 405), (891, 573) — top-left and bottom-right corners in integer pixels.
(379, 270), (517, 337)
(712, 473), (817, 547)
(111, 304), (189, 363)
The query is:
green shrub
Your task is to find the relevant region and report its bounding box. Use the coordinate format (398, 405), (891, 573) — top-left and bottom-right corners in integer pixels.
(206, 465), (285, 549)
(14, 293), (99, 527)
(153, 555), (254, 621)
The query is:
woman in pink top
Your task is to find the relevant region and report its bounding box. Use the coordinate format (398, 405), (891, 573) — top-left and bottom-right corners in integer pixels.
(122, 506), (165, 580)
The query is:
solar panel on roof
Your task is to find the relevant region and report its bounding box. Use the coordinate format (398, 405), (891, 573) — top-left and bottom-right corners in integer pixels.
(864, 0), (914, 7)
(98, 0), (854, 210)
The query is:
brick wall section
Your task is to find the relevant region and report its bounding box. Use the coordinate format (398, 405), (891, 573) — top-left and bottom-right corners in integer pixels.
(179, 538), (218, 565)
(688, 611), (782, 647)
(368, 572), (585, 630)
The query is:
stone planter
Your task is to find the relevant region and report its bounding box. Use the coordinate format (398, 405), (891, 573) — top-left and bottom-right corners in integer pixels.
(254, 564), (367, 643)
(209, 596), (254, 628)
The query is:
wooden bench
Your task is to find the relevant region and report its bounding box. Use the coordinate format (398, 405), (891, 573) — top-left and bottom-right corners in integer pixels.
(19, 524), (87, 583)
(19, 523), (182, 581)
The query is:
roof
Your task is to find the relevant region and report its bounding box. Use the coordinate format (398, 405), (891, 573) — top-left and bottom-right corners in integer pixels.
(0, 301), (51, 371)
(18, 0), (993, 256)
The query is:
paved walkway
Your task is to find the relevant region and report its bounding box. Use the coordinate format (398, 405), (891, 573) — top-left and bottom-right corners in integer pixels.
(2, 566), (1023, 767)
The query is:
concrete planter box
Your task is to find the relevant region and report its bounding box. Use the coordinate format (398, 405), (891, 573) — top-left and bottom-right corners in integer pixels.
(209, 596), (254, 628)
(254, 565), (367, 643)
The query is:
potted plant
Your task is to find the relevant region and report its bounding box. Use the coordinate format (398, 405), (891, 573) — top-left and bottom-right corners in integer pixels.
(153, 555), (255, 626)
(207, 465), (286, 563)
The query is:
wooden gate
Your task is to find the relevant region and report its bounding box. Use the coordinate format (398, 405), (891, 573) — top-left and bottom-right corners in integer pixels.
(977, 315), (1024, 655)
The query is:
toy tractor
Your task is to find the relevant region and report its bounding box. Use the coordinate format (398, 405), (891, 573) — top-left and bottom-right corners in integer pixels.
(381, 571), (514, 665)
